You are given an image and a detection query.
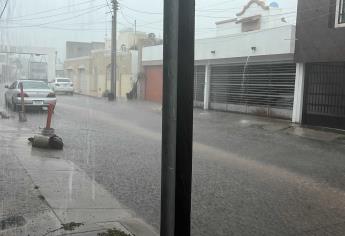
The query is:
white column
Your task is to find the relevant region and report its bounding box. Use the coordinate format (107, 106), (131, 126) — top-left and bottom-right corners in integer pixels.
(292, 63), (305, 123)
(203, 64), (211, 110)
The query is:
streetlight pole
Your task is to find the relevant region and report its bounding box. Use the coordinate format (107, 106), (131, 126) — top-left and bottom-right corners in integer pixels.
(109, 0), (118, 101)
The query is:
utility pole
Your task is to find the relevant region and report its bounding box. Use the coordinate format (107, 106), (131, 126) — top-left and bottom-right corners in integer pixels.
(109, 0), (118, 101)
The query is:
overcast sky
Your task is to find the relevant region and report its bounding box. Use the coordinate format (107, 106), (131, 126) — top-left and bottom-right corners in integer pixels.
(0, 0), (298, 60)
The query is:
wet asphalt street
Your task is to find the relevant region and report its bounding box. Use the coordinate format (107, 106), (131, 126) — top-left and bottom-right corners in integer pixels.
(2, 94), (345, 236)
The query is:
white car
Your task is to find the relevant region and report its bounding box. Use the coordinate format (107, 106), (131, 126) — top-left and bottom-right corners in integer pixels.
(50, 78), (74, 95)
(5, 80), (57, 111)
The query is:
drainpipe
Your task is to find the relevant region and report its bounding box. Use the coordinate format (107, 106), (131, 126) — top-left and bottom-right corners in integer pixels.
(292, 63), (305, 124)
(203, 63), (211, 110)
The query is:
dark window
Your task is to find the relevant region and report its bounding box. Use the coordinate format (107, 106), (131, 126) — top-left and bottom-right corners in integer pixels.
(241, 19), (261, 32)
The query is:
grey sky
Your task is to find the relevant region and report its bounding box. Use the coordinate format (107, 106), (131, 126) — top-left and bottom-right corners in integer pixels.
(0, 0), (297, 60)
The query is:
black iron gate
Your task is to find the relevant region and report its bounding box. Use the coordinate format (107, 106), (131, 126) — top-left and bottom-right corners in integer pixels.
(303, 62), (345, 129)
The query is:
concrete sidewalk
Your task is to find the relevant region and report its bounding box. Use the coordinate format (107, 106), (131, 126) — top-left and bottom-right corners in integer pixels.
(0, 120), (158, 236)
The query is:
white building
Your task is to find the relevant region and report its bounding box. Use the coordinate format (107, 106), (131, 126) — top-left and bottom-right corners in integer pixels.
(0, 45), (56, 82)
(141, 0), (297, 120)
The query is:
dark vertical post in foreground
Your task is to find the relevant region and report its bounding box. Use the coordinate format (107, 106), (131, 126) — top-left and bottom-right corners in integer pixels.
(109, 0), (118, 101)
(161, 0), (195, 235)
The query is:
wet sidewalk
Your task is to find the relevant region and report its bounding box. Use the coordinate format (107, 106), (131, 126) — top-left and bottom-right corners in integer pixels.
(0, 120), (158, 236)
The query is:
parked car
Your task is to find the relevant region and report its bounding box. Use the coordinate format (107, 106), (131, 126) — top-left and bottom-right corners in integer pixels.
(49, 77), (74, 95)
(4, 80), (57, 111)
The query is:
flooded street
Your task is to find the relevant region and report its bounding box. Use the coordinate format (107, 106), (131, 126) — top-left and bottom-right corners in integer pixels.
(2, 94), (345, 235)
(1, 0), (345, 235)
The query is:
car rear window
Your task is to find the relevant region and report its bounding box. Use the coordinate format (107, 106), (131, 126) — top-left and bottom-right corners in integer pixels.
(57, 79), (71, 83)
(21, 81), (50, 89)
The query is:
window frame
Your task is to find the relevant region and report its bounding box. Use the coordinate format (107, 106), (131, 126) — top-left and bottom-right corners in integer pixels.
(335, 0), (345, 27)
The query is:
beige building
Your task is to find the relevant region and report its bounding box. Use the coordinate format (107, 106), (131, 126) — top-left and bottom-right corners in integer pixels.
(64, 30), (161, 98)
(64, 41), (139, 98)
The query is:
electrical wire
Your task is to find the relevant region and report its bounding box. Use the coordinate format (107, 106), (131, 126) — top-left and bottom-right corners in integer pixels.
(120, 3), (162, 15)
(5, 5), (107, 28)
(105, 0), (112, 13)
(0, 0), (9, 19)
(6, 3), (107, 22)
(1, 0), (337, 38)
(4, 0), (103, 20)
(118, 1), (334, 20)
(120, 9), (134, 26)
(197, 0), (235, 9)
(118, 2), (297, 22)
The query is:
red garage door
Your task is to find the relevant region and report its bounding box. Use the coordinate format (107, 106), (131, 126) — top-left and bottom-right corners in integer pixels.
(145, 66), (163, 103)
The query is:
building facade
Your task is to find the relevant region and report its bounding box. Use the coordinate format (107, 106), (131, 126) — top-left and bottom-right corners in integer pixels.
(142, 0), (297, 119)
(64, 29), (162, 99)
(64, 41), (139, 98)
(0, 45), (56, 83)
(293, 0), (345, 129)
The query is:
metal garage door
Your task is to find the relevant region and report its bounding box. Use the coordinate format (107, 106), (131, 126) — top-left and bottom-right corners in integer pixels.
(194, 65), (205, 107)
(210, 63), (296, 117)
(303, 63), (345, 129)
(144, 65), (205, 105)
(145, 66), (163, 103)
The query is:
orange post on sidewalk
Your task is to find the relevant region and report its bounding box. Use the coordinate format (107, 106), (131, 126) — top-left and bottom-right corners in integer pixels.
(46, 103), (55, 129)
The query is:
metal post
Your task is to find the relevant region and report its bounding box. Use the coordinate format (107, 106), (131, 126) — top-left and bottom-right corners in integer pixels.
(161, 0), (195, 235)
(109, 0), (118, 101)
(18, 82), (27, 122)
(203, 63), (211, 110)
(292, 63), (305, 123)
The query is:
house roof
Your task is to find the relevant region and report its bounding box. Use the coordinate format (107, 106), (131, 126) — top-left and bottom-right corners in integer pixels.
(236, 0), (269, 16)
(215, 18), (237, 25)
(236, 15), (261, 24)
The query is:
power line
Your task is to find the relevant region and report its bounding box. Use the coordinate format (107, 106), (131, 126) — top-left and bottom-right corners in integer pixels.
(4, 0), (102, 20)
(119, 2), (296, 21)
(120, 9), (134, 26)
(7, 3), (107, 22)
(0, 0), (9, 19)
(2, 1), (337, 37)
(4, 5), (107, 28)
(197, 0), (235, 9)
(105, 0), (112, 12)
(118, 1), (334, 22)
(0, 10), (295, 32)
(120, 3), (162, 15)
(2, 20), (126, 32)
